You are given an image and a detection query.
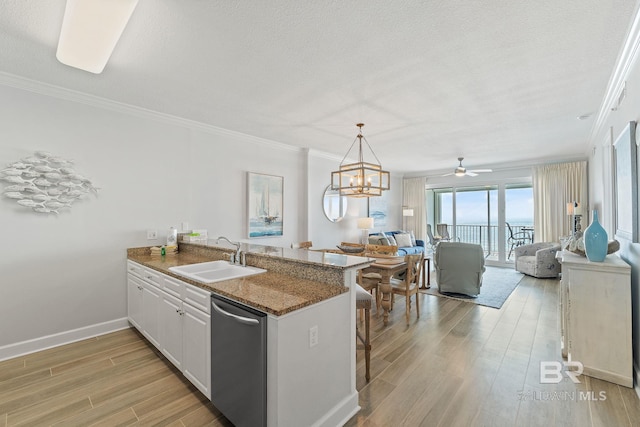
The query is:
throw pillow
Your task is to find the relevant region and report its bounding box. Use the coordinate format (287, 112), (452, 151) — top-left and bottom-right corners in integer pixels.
(395, 233), (413, 247)
(368, 235), (390, 246)
(400, 230), (417, 246)
(385, 234), (397, 246)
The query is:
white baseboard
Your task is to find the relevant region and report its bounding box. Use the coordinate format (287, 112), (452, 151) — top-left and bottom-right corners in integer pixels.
(313, 391), (360, 427)
(0, 318), (130, 362)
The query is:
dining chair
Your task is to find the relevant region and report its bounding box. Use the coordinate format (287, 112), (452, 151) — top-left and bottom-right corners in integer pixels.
(358, 244), (399, 312)
(390, 253), (423, 325)
(355, 284), (373, 382)
(506, 223), (529, 259)
(291, 241), (312, 249)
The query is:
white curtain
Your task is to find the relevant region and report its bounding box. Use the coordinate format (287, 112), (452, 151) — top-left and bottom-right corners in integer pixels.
(533, 161), (587, 242)
(403, 177), (427, 243)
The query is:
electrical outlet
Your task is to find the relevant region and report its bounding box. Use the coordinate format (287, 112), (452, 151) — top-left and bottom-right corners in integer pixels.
(309, 325), (318, 348)
(147, 229), (158, 240)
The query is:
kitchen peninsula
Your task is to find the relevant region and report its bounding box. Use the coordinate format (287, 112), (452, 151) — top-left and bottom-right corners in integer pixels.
(127, 240), (372, 427)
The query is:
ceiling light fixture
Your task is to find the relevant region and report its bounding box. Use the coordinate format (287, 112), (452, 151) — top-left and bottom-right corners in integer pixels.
(56, 0), (139, 74)
(331, 123), (390, 198)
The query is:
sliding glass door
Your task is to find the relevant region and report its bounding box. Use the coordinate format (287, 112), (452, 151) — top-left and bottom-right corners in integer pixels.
(455, 186), (498, 256)
(427, 182), (533, 265)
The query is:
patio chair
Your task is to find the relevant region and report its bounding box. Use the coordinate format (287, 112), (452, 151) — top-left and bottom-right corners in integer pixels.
(426, 224), (441, 249)
(507, 223), (530, 259)
(436, 223), (451, 242)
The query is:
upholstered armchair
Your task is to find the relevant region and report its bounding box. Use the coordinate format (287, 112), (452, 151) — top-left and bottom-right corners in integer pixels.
(514, 242), (561, 278)
(434, 242), (485, 296)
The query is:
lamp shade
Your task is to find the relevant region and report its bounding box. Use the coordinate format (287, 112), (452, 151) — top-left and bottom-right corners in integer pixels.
(567, 201), (583, 216)
(574, 203), (584, 215)
(357, 217), (374, 230)
(403, 208), (414, 217)
(566, 203), (574, 216)
(56, 0), (139, 74)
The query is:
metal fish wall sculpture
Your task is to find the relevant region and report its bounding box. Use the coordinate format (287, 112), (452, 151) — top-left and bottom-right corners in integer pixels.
(1, 151), (99, 214)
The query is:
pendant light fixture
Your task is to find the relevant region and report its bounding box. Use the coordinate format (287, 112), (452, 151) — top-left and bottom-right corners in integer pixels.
(331, 123), (390, 197)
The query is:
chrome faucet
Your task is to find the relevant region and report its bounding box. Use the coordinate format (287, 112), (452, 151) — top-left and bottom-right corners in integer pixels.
(215, 236), (242, 265)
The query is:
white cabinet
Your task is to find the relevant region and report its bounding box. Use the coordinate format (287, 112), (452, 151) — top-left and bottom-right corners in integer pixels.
(559, 251), (632, 387)
(141, 282), (162, 348)
(127, 275), (143, 330)
(183, 302), (211, 396)
(127, 261), (211, 399)
(159, 292), (184, 370)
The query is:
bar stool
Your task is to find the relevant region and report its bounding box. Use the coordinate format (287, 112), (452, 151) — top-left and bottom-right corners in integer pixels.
(355, 284), (372, 382)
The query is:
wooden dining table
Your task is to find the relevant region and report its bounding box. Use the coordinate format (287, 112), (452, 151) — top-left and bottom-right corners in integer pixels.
(360, 257), (407, 326)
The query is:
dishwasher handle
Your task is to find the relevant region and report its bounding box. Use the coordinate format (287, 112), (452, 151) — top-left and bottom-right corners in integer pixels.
(211, 299), (260, 326)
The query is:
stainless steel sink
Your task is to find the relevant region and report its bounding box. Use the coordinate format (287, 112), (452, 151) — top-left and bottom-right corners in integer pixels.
(169, 260), (266, 284)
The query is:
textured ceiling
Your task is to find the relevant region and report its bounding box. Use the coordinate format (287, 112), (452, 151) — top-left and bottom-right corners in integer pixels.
(1, 0), (638, 174)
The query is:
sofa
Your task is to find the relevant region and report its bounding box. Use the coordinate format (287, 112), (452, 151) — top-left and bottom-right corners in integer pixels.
(368, 231), (425, 256)
(514, 242), (561, 278)
(434, 242), (485, 296)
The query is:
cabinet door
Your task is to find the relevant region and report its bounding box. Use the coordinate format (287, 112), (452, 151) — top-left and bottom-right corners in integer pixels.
(141, 282), (162, 348)
(159, 292), (184, 370)
(127, 275), (144, 330)
(183, 303), (211, 399)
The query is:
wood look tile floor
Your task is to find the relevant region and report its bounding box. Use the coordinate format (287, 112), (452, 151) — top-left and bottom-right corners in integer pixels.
(347, 275), (640, 427)
(0, 328), (232, 426)
(1, 274), (639, 426)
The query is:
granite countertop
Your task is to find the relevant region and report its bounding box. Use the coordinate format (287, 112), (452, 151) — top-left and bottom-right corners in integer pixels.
(127, 251), (350, 316)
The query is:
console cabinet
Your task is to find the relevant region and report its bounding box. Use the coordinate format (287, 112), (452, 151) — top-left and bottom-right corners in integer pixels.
(559, 251), (632, 387)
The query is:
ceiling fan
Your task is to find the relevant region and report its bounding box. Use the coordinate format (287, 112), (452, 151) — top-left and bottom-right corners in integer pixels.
(443, 157), (493, 177)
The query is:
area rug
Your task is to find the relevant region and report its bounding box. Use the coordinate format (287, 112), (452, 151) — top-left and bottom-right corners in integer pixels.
(419, 266), (524, 309)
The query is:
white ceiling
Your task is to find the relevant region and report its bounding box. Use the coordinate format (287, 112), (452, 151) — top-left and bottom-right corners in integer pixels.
(1, 0), (639, 174)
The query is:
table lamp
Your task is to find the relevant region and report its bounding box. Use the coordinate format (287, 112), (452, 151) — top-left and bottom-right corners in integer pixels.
(566, 201), (583, 235)
(357, 217), (374, 244)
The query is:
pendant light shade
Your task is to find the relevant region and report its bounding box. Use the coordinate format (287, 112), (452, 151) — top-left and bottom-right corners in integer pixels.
(331, 124), (390, 198)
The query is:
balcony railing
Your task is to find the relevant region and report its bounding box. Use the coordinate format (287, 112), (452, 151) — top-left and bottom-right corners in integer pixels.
(436, 224), (533, 260)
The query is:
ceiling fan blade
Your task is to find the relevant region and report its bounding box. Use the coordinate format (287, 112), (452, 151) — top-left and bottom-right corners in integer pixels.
(469, 169), (492, 173)
(442, 172), (455, 176)
(465, 171), (478, 177)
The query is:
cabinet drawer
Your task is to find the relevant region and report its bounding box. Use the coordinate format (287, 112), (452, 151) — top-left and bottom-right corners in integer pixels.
(164, 275), (185, 298)
(141, 266), (163, 288)
(184, 284), (211, 313)
(127, 261), (145, 279)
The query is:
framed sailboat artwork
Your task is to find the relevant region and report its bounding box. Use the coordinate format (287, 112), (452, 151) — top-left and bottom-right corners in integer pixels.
(247, 172), (284, 238)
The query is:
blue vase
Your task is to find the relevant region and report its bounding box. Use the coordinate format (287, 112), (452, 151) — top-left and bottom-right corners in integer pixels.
(584, 210), (608, 262)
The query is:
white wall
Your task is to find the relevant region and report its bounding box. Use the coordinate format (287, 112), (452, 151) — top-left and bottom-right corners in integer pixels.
(0, 81), (403, 354)
(587, 12), (640, 384)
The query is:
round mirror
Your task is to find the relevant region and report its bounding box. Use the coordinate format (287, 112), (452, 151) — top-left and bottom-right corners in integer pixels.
(322, 185), (348, 222)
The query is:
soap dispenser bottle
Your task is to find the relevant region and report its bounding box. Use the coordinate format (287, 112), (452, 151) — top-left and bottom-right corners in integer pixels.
(167, 227), (178, 247)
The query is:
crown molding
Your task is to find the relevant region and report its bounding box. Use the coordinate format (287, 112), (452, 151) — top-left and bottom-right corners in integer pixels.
(0, 71), (302, 153)
(589, 4), (640, 144)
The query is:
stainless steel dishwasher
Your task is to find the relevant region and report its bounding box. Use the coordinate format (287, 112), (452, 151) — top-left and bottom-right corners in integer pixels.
(210, 294), (267, 427)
